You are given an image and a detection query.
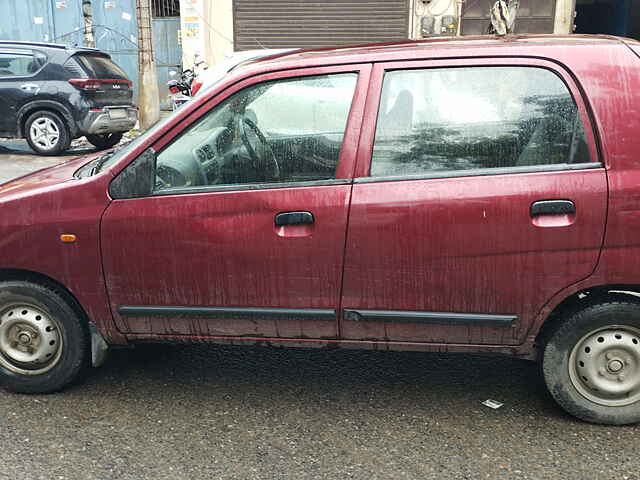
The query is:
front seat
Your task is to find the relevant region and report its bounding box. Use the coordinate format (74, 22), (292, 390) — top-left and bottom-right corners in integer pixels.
(380, 89), (414, 137)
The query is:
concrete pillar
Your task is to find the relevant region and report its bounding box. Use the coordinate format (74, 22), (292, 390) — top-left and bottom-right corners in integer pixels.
(554, 0), (576, 34)
(137, 0), (160, 129)
(82, 0), (95, 48)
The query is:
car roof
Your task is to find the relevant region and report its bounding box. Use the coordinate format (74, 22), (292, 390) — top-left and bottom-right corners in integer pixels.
(240, 34), (631, 70)
(0, 40), (102, 54)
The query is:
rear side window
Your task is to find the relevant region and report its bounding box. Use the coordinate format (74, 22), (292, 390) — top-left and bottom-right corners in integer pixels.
(370, 66), (591, 178)
(63, 57), (87, 78)
(75, 54), (128, 80)
(0, 51), (45, 77)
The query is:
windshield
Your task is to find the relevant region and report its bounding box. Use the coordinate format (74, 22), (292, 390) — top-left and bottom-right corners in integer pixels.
(75, 54), (128, 80)
(95, 113), (176, 173)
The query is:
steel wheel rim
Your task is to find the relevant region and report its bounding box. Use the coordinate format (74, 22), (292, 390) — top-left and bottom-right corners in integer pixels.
(569, 325), (640, 407)
(0, 304), (63, 375)
(30, 117), (60, 150)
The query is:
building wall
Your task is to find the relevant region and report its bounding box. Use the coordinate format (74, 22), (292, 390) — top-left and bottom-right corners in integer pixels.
(411, 0), (572, 38)
(204, 0), (233, 66)
(190, 0), (630, 69)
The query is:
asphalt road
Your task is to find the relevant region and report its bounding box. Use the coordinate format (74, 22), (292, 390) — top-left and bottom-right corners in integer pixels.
(0, 139), (95, 184)
(0, 146), (639, 480)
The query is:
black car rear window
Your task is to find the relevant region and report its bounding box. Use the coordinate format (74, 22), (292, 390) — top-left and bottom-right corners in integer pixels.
(75, 54), (128, 80)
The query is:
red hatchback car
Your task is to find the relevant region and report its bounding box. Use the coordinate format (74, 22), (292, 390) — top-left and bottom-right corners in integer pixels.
(1, 34), (640, 425)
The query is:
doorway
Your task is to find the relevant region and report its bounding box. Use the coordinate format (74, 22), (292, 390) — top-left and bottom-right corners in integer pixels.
(574, 0), (637, 38)
(152, 0), (182, 110)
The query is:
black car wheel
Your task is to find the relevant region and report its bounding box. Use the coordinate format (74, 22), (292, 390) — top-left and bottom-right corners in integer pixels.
(542, 301), (640, 425)
(25, 111), (71, 156)
(0, 281), (90, 394)
(86, 133), (123, 150)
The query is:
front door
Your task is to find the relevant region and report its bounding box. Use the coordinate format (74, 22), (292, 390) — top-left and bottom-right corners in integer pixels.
(340, 59), (607, 345)
(101, 65), (370, 339)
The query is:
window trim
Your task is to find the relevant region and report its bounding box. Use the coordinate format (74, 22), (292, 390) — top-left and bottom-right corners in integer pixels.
(354, 57), (601, 181)
(138, 64), (372, 197)
(353, 162), (602, 184)
(152, 178), (352, 197)
(0, 49), (47, 80)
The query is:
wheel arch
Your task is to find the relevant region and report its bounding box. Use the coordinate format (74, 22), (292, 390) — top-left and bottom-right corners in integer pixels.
(0, 268), (90, 329)
(535, 284), (640, 352)
(0, 268), (110, 367)
(17, 101), (78, 139)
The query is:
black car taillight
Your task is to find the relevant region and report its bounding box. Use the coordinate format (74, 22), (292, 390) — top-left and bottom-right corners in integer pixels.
(69, 78), (102, 91)
(68, 78), (132, 91)
(169, 85), (179, 94)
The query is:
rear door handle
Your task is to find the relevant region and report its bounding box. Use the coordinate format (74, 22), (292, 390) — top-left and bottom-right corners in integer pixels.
(531, 200), (576, 216)
(20, 84), (39, 93)
(275, 211), (314, 226)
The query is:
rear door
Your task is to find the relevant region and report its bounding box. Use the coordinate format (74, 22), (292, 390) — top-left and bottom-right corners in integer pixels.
(0, 48), (45, 134)
(340, 58), (607, 345)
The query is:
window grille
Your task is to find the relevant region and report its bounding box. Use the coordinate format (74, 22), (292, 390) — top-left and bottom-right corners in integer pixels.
(152, 0), (180, 17)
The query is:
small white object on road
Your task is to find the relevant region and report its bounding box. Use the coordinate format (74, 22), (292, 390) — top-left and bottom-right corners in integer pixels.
(482, 399), (504, 409)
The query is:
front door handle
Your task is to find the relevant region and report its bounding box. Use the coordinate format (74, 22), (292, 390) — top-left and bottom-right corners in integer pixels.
(275, 211), (314, 226)
(531, 200), (576, 216)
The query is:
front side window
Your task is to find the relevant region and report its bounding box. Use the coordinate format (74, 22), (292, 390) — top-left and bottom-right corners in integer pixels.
(370, 66), (591, 178)
(155, 73), (357, 191)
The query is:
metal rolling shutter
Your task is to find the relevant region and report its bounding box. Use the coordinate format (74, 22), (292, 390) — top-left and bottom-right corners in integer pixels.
(233, 0), (410, 51)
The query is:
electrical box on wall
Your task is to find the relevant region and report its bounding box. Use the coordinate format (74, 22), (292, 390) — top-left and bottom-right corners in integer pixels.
(419, 14), (458, 37)
(415, 0), (459, 38)
(440, 15), (458, 34)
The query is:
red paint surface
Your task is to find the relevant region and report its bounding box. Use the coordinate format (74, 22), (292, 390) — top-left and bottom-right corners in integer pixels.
(101, 185), (351, 338)
(0, 154), (126, 344)
(341, 169), (606, 345)
(1, 35), (639, 356)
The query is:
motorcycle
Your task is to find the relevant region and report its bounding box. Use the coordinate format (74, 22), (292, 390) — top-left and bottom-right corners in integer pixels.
(167, 68), (193, 110)
(167, 60), (208, 111)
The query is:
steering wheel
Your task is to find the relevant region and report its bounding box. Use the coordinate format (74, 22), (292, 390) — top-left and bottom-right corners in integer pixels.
(238, 116), (280, 182)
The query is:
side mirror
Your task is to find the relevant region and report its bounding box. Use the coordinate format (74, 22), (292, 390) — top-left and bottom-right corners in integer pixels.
(109, 148), (156, 199)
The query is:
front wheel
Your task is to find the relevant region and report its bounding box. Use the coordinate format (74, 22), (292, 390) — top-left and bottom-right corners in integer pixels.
(0, 281), (90, 394)
(85, 132), (123, 150)
(543, 301), (640, 425)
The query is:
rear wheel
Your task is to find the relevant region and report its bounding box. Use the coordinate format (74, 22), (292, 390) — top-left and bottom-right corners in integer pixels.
(0, 281), (89, 393)
(542, 301), (640, 425)
(24, 111), (71, 156)
(85, 132), (123, 150)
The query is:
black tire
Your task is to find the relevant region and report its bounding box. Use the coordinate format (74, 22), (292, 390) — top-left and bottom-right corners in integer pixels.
(85, 132), (123, 150)
(542, 301), (640, 425)
(0, 281), (90, 394)
(24, 110), (71, 156)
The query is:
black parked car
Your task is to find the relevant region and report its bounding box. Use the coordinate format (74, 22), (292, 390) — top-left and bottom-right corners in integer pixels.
(0, 41), (137, 155)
